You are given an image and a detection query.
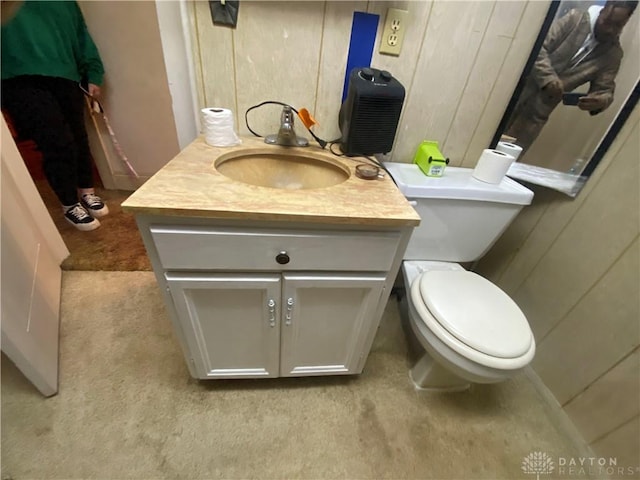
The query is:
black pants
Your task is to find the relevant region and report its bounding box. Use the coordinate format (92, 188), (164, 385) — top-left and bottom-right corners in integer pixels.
(2, 75), (94, 206)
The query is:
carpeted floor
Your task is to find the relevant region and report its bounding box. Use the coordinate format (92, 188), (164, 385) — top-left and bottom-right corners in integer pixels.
(1, 271), (592, 480)
(35, 180), (151, 271)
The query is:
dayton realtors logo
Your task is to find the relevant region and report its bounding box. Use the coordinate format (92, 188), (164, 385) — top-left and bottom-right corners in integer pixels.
(521, 451), (555, 480)
(522, 451), (640, 478)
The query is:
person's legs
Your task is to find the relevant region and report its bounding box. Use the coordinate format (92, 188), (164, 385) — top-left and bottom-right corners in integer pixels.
(1, 76), (100, 231)
(504, 80), (557, 154)
(2, 76), (80, 205)
(51, 78), (94, 188)
(50, 77), (108, 218)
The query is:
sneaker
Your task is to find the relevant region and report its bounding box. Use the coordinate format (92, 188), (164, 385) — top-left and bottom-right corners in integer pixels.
(80, 193), (109, 218)
(64, 203), (101, 231)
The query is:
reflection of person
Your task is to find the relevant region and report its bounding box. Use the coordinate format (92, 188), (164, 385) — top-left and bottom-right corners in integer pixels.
(1, 1), (109, 231)
(505, 1), (637, 152)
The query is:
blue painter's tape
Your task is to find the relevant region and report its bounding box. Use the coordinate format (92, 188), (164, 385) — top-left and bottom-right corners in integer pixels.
(342, 11), (379, 102)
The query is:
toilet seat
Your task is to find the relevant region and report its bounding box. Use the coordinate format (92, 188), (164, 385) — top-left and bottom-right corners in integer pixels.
(410, 270), (535, 370)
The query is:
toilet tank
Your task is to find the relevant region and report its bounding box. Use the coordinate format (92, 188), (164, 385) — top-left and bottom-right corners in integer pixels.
(384, 163), (534, 263)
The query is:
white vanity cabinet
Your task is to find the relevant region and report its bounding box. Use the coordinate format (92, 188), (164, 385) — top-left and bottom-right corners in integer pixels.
(121, 136), (420, 381)
(278, 273), (385, 377)
(134, 218), (412, 380)
(165, 271), (385, 378)
(165, 272), (282, 378)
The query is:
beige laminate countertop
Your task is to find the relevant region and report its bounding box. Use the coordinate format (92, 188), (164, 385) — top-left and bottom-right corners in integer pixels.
(122, 136), (420, 227)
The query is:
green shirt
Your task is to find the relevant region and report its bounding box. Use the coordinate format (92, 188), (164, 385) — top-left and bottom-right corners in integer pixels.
(1, 1), (104, 85)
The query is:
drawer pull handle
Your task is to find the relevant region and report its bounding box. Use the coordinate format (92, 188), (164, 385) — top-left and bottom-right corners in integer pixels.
(268, 299), (276, 327)
(276, 251), (290, 265)
(285, 297), (294, 326)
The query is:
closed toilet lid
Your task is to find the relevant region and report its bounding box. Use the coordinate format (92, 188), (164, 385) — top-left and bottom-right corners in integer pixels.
(414, 270), (533, 358)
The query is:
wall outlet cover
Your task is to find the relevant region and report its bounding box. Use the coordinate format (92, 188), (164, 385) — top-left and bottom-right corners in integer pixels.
(379, 8), (408, 56)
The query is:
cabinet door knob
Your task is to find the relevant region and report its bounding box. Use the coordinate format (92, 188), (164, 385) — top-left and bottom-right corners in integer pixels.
(267, 299), (276, 328)
(275, 251), (290, 264)
(285, 297), (294, 326)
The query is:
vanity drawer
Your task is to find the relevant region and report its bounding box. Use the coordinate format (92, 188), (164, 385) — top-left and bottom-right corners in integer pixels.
(150, 226), (400, 271)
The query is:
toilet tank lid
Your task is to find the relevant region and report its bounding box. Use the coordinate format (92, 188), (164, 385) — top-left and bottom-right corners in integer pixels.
(383, 163), (534, 205)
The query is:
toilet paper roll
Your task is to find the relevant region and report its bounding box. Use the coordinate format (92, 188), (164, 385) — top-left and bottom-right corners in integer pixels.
(472, 149), (515, 184)
(201, 107), (241, 147)
(495, 141), (523, 162)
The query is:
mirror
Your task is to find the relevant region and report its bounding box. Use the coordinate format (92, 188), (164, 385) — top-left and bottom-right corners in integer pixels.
(492, 0), (639, 197)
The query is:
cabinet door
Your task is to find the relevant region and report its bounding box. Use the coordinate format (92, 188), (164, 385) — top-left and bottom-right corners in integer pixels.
(280, 273), (385, 377)
(166, 272), (281, 379)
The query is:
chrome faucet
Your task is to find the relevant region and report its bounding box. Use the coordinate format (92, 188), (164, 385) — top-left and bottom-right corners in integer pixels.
(265, 106), (308, 147)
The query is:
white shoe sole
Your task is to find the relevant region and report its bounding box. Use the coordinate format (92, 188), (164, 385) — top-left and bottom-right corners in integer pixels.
(65, 217), (101, 231)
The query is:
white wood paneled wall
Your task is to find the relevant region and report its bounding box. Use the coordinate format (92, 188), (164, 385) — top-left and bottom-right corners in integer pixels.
(478, 105), (640, 467)
(190, 0), (548, 164)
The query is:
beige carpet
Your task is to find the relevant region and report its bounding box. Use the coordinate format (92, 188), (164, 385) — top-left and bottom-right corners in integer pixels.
(1, 271), (591, 479)
(36, 180), (152, 271)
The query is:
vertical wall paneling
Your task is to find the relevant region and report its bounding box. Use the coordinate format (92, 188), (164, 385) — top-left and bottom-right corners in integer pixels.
(474, 185), (556, 284)
(564, 348), (640, 444)
(193, 1), (237, 122)
(494, 189), (587, 297)
(188, 1), (206, 117)
(367, 1), (433, 160)
(495, 107), (639, 297)
(590, 416), (640, 471)
(531, 237), (639, 403)
(392, 1), (495, 163)
(368, 1), (433, 88)
(512, 114), (639, 340)
(190, 0), (544, 165)
(442, 1), (527, 165)
(234, 2), (325, 138)
(314, 1), (367, 142)
(461, 0), (551, 167)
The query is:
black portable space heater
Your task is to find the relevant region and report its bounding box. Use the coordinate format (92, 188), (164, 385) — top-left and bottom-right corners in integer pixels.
(338, 67), (405, 156)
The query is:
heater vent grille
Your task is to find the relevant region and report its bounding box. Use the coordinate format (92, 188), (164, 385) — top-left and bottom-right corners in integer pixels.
(339, 68), (405, 156)
(350, 97), (404, 154)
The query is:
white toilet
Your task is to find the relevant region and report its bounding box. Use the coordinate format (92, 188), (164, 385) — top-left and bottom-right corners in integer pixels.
(384, 163), (536, 391)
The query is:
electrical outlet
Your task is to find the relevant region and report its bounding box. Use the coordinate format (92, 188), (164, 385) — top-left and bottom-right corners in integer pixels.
(379, 8), (408, 56)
